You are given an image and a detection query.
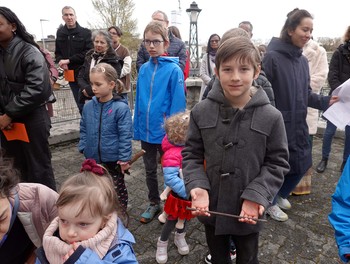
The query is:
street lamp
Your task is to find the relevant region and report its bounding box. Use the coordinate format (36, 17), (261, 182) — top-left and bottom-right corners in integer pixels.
(40, 19), (49, 50)
(186, 1), (201, 77)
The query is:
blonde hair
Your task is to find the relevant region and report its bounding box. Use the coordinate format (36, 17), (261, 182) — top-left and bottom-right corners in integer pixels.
(56, 167), (117, 219)
(143, 21), (169, 43)
(164, 111), (190, 145)
(90, 62), (124, 94)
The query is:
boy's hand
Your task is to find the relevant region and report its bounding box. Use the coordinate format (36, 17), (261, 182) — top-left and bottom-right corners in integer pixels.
(190, 188), (210, 216)
(239, 200), (264, 225)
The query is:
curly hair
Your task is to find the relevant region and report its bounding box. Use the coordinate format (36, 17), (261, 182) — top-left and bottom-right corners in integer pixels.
(164, 111), (190, 146)
(0, 155), (20, 199)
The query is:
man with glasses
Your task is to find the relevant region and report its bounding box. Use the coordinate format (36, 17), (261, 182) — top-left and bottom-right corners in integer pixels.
(136, 10), (187, 73)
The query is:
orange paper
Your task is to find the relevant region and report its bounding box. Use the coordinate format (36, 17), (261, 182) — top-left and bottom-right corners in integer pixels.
(64, 70), (75, 82)
(2, 123), (30, 143)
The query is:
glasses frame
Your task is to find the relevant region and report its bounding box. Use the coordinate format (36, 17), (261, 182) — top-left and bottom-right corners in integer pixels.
(143, 39), (164, 47)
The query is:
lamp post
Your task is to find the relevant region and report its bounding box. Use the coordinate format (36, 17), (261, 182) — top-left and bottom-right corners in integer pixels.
(40, 19), (49, 50)
(186, 1), (201, 77)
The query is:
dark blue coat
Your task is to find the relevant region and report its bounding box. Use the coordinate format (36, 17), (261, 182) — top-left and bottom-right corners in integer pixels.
(263, 37), (329, 176)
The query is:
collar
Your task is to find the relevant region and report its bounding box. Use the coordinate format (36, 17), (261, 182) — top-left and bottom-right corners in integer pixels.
(43, 212), (117, 264)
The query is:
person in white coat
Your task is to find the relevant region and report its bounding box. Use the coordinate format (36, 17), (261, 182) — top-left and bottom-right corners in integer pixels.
(199, 34), (220, 101)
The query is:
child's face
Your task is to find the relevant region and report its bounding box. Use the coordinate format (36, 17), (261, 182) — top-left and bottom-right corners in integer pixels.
(58, 202), (107, 244)
(90, 72), (115, 102)
(144, 31), (168, 57)
(215, 57), (260, 107)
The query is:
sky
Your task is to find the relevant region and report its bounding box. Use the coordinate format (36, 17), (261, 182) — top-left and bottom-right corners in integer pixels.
(1, 0), (348, 45)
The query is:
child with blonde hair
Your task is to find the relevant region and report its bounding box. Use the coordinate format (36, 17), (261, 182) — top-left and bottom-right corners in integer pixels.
(79, 63), (132, 214)
(35, 159), (137, 263)
(156, 111), (194, 263)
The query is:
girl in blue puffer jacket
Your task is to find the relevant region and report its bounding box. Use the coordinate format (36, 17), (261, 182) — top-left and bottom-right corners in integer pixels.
(78, 63), (133, 214)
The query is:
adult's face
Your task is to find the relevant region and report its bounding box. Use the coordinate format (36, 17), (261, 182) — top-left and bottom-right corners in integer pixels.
(62, 8), (77, 29)
(0, 197), (11, 242)
(108, 28), (120, 49)
(239, 23), (253, 39)
(289, 17), (313, 49)
(152, 12), (169, 29)
(93, 34), (108, 53)
(209, 35), (220, 50)
(0, 15), (16, 49)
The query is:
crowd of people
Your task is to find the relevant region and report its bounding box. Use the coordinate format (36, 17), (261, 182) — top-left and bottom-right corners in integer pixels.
(0, 4), (349, 264)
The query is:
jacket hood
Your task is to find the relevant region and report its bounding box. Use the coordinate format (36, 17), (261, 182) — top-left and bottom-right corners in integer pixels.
(148, 56), (179, 65)
(206, 77), (271, 109)
(267, 37), (303, 58)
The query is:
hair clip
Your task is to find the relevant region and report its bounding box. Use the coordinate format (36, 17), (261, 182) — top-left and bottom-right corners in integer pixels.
(80, 159), (104, 176)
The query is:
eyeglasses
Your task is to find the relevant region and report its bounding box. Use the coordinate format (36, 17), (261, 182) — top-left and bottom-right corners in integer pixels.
(143, 39), (164, 47)
(210, 40), (220, 43)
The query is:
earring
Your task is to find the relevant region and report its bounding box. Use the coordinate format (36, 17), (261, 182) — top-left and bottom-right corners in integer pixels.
(12, 30), (16, 35)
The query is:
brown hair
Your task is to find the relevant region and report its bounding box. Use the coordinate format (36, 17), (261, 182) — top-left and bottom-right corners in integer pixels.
(143, 21), (169, 43)
(56, 167), (117, 219)
(280, 8), (313, 44)
(164, 111), (190, 145)
(90, 62), (124, 94)
(0, 154), (19, 199)
(168, 26), (181, 39)
(221, 28), (249, 43)
(215, 36), (261, 74)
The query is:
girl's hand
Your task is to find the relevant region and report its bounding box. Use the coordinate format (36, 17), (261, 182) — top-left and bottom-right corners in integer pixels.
(118, 161), (130, 173)
(190, 188), (210, 216)
(239, 200), (264, 225)
(63, 243), (79, 261)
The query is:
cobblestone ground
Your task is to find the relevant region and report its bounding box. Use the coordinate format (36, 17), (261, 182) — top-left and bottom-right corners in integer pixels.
(51, 135), (343, 264)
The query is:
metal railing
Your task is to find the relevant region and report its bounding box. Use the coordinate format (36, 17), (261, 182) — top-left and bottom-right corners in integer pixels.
(51, 82), (137, 124)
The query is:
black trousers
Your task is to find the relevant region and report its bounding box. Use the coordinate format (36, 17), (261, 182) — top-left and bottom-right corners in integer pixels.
(1, 106), (56, 191)
(205, 224), (259, 264)
(141, 141), (163, 204)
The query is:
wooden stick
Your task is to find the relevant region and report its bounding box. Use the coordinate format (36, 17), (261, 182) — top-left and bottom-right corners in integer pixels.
(186, 207), (267, 222)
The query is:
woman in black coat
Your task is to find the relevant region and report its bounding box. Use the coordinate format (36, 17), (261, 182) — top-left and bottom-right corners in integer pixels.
(262, 8), (334, 222)
(77, 30), (122, 112)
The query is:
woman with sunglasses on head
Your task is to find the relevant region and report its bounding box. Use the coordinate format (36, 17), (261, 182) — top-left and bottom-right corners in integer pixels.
(199, 34), (221, 101)
(133, 21), (186, 224)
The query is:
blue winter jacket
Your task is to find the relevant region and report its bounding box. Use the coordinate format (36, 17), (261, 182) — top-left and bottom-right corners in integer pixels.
(79, 95), (132, 163)
(133, 56), (186, 144)
(329, 157), (350, 263)
(263, 37), (329, 176)
(35, 218), (138, 264)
